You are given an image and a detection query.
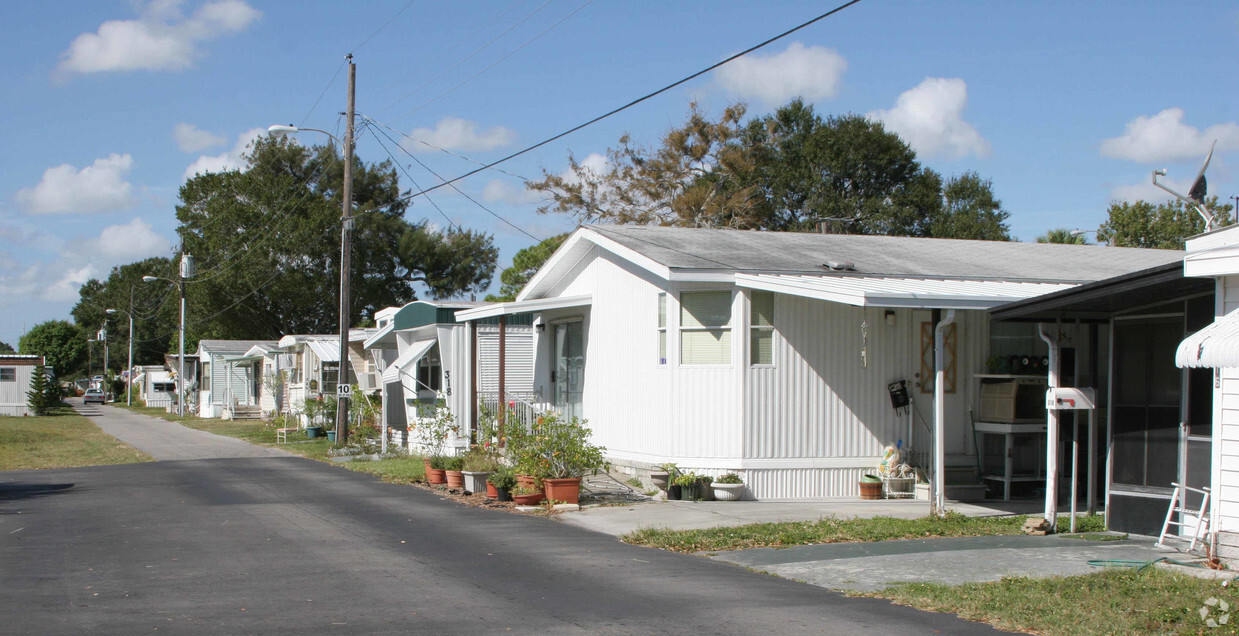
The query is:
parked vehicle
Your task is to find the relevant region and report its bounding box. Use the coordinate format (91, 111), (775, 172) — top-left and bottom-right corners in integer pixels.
(83, 388), (106, 405)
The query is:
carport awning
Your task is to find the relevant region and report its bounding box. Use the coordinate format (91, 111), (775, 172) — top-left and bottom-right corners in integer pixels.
(381, 338), (435, 383)
(1177, 309), (1239, 368)
(734, 274), (1076, 310)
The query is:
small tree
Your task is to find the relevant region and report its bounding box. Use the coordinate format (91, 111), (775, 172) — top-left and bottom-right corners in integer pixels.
(27, 366), (52, 415)
(1036, 228), (1088, 244)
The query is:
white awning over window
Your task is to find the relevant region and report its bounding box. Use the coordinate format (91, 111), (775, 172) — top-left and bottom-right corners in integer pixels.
(734, 274), (1076, 310)
(1177, 309), (1239, 368)
(381, 338), (436, 384)
(306, 339), (340, 363)
(455, 295), (592, 321)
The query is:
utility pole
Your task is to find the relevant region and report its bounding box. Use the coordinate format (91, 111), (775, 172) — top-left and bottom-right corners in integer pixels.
(335, 55), (356, 445)
(179, 257), (188, 417)
(126, 287), (134, 406)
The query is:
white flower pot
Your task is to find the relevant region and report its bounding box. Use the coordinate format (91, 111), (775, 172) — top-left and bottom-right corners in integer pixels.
(712, 483), (744, 501)
(461, 471), (492, 494)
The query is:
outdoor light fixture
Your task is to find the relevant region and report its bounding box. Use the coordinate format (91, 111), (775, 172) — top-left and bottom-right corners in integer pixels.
(884, 310), (896, 326)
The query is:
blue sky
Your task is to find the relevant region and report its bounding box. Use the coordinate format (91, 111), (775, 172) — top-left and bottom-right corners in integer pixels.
(1, 0), (1237, 347)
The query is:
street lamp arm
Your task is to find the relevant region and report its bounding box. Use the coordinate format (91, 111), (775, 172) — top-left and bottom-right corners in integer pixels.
(267, 125), (343, 146)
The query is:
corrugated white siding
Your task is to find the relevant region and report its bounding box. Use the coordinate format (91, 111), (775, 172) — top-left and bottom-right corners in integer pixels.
(741, 295), (987, 498)
(563, 253), (744, 463)
(1216, 275), (1239, 558)
(143, 370), (174, 407)
(478, 326), (533, 393)
(0, 364), (36, 416)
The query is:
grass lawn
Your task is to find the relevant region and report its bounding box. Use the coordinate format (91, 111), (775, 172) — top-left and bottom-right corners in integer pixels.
(867, 567), (1236, 635)
(0, 404), (152, 470)
(621, 512), (1106, 552)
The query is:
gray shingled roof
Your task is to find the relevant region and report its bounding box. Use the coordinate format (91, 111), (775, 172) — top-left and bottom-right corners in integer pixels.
(587, 225), (1183, 283)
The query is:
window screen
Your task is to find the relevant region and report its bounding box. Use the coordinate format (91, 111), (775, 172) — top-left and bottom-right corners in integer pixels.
(750, 291), (774, 365)
(681, 291), (731, 365)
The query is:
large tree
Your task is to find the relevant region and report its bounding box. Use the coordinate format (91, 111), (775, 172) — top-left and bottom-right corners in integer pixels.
(71, 257), (177, 373)
(173, 137), (498, 340)
(19, 320), (87, 377)
(485, 234), (569, 302)
(1036, 228), (1088, 244)
(529, 99), (1009, 240)
(1097, 197), (1234, 249)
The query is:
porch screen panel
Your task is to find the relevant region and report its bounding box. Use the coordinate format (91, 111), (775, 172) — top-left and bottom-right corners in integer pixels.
(1111, 318), (1181, 490)
(681, 291), (731, 365)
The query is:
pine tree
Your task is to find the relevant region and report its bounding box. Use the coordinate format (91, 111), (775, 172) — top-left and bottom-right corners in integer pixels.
(27, 366), (50, 415)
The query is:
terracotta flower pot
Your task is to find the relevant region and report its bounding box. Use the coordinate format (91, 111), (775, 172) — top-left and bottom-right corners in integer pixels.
(446, 470), (465, 489)
(426, 468), (447, 484)
(485, 481), (499, 499)
(512, 491), (544, 505)
(543, 477), (581, 505)
(517, 474), (541, 490)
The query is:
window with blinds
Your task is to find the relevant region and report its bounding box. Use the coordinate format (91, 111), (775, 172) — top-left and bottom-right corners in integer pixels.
(680, 291), (731, 365)
(657, 292), (667, 365)
(750, 290), (774, 365)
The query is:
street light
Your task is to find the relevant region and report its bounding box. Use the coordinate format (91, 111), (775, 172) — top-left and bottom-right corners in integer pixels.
(144, 268), (189, 417)
(268, 54), (356, 445)
(106, 290), (135, 405)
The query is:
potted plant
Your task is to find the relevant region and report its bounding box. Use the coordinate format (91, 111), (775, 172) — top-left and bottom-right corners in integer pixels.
(511, 483), (544, 506)
(425, 455), (448, 485)
(859, 473), (882, 500)
(528, 412), (608, 506)
(650, 462), (677, 493)
(488, 466), (516, 501)
(461, 448), (500, 494)
(696, 474), (715, 501)
(443, 455), (465, 488)
(302, 398), (324, 438)
(674, 472), (701, 501)
(712, 472), (745, 501)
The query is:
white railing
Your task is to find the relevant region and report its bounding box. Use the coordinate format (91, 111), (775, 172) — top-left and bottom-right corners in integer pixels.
(478, 390), (550, 439)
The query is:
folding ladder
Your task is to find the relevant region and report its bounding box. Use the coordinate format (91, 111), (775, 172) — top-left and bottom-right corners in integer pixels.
(1156, 482), (1211, 552)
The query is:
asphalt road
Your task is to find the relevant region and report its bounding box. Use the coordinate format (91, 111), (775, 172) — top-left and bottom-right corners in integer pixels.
(0, 402), (1004, 635)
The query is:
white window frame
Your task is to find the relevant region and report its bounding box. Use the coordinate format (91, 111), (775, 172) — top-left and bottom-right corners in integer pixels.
(750, 290), (775, 367)
(657, 292), (668, 366)
(678, 290), (733, 367)
(201, 362), (211, 392)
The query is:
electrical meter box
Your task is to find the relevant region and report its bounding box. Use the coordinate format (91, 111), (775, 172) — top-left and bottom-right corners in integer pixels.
(1045, 387), (1096, 410)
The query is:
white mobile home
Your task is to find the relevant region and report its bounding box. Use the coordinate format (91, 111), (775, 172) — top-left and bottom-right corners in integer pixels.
(1172, 225), (1239, 560)
(456, 226), (1181, 501)
(363, 300), (533, 453)
(134, 365), (176, 408)
(195, 340), (278, 419)
(0, 355), (46, 416)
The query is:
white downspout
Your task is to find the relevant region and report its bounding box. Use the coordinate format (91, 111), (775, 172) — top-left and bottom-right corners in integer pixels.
(1040, 323), (1060, 530)
(933, 310), (957, 516)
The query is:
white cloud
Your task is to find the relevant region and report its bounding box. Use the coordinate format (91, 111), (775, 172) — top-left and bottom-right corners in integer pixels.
(173, 122), (226, 152)
(563, 152), (607, 186)
(89, 218), (171, 261)
(867, 77), (990, 160)
(15, 154), (136, 215)
(482, 180), (541, 205)
(1100, 108), (1239, 163)
(42, 265), (99, 302)
(714, 42), (847, 106)
(57, 0), (261, 75)
(183, 127), (264, 179)
(405, 117), (516, 154)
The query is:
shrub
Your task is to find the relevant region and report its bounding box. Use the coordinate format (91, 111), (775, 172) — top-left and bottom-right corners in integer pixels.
(442, 455), (464, 471)
(462, 448), (500, 472)
(673, 472), (700, 486)
(489, 466), (516, 491)
(715, 472), (743, 484)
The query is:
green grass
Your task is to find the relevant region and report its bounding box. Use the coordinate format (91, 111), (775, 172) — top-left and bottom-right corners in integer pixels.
(621, 512), (1106, 552)
(867, 567), (1236, 635)
(344, 456), (426, 484)
(0, 405), (152, 470)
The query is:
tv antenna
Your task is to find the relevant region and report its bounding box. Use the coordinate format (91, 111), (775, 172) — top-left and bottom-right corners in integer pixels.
(1152, 140), (1217, 231)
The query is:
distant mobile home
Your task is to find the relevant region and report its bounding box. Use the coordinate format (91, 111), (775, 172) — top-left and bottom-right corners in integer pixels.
(0, 354), (47, 416)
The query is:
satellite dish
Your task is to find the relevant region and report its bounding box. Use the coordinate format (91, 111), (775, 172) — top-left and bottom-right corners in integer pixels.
(1188, 140), (1216, 203)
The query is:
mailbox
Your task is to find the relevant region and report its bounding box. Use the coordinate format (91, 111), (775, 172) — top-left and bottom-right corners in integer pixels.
(1045, 387), (1096, 410)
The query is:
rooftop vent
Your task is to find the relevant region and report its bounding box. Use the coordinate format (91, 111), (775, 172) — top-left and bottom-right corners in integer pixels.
(823, 260), (855, 272)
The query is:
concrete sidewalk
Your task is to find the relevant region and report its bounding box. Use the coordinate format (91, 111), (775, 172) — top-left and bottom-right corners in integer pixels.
(71, 399), (292, 461)
(559, 498), (1044, 536)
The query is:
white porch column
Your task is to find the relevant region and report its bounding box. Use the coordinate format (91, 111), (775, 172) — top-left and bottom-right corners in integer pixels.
(1040, 323), (1061, 529)
(932, 309), (956, 516)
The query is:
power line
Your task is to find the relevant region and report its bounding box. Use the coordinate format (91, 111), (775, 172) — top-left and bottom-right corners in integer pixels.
(374, 0), (553, 116)
(300, 57), (348, 128)
(363, 120), (460, 231)
(362, 114), (534, 183)
(389, 0), (595, 126)
(396, 0), (864, 204)
(352, 0), (418, 54)
(368, 120), (541, 241)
